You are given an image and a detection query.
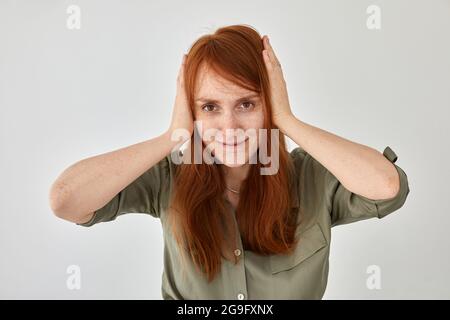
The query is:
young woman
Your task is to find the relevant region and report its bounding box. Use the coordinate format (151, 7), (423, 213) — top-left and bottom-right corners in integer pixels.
(49, 24), (410, 300)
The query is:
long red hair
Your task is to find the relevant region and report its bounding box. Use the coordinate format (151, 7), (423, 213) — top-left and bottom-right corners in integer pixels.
(167, 24), (301, 282)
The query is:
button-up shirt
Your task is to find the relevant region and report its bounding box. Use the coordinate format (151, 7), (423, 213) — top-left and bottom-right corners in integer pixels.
(78, 146), (410, 299)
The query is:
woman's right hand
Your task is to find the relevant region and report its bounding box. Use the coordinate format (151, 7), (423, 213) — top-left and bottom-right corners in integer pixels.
(168, 54), (194, 142)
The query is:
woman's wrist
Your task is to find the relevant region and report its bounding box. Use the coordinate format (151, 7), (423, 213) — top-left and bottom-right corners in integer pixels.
(163, 128), (191, 150)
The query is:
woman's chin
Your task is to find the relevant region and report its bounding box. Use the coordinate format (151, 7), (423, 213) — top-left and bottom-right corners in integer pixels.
(222, 161), (247, 168)
(212, 153), (248, 167)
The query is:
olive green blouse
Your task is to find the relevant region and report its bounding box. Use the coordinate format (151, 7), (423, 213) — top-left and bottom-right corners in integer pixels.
(78, 146), (410, 300)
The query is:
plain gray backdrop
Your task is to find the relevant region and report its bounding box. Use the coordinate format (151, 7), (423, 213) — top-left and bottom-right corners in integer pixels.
(1, 0), (449, 299)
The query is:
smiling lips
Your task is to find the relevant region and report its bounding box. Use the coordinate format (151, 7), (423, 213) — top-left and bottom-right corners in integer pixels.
(218, 138), (249, 146)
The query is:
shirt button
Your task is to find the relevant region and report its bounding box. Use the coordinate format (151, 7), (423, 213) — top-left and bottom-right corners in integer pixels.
(237, 293), (245, 300)
(234, 249), (241, 257)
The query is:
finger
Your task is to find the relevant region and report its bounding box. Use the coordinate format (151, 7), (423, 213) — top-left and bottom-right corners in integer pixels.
(262, 36), (274, 65)
(263, 48), (281, 75)
(263, 36), (281, 67)
(262, 49), (274, 71)
(180, 54), (186, 73)
(177, 54), (187, 84)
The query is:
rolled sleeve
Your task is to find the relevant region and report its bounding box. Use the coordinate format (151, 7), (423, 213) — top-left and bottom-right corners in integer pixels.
(329, 146), (410, 227)
(77, 151), (176, 227)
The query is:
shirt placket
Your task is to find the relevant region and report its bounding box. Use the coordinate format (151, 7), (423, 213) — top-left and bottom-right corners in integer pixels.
(227, 205), (248, 300)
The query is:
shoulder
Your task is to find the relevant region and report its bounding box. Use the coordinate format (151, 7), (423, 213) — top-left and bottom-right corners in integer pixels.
(145, 149), (182, 178)
(288, 147), (335, 211)
(289, 147), (329, 180)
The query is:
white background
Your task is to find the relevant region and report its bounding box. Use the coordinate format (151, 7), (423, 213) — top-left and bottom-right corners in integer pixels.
(1, 0), (449, 299)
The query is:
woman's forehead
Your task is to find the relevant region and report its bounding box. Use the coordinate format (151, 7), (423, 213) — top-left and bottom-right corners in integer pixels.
(194, 64), (259, 100)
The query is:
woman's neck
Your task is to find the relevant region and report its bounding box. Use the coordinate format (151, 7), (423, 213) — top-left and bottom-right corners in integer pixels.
(222, 163), (250, 190)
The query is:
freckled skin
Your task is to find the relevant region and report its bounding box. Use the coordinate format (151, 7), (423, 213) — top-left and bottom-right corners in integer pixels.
(193, 63), (265, 205)
(193, 63), (265, 168)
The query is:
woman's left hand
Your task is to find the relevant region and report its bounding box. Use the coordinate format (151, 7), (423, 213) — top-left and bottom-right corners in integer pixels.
(262, 35), (294, 128)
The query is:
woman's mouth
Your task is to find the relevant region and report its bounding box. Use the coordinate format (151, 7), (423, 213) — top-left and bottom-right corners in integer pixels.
(219, 137), (249, 146)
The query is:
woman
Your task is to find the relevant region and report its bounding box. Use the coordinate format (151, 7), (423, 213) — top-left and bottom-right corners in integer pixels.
(49, 24), (410, 299)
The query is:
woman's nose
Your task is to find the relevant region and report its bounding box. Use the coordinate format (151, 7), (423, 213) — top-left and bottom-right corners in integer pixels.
(218, 112), (246, 142)
(220, 111), (239, 130)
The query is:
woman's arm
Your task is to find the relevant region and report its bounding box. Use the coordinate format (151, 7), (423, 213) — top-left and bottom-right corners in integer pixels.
(49, 132), (181, 224)
(278, 116), (400, 200)
(261, 35), (399, 200)
(49, 54), (193, 224)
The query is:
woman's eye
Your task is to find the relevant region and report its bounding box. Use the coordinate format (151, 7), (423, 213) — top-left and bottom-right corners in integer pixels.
(240, 101), (255, 110)
(202, 104), (217, 112)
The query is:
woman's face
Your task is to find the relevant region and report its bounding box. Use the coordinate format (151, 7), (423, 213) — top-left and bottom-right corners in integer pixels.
(193, 64), (265, 167)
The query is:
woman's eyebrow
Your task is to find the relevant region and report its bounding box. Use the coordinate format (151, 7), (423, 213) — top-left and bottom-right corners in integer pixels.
(195, 94), (260, 104)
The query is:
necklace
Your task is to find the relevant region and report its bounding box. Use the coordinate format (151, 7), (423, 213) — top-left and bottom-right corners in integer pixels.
(225, 185), (240, 194)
